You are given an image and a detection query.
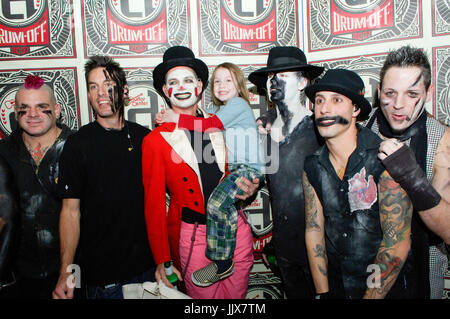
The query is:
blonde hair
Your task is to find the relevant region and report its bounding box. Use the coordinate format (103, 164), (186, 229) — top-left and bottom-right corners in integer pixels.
(211, 62), (250, 106)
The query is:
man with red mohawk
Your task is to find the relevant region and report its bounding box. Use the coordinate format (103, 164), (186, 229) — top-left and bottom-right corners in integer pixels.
(0, 75), (73, 298)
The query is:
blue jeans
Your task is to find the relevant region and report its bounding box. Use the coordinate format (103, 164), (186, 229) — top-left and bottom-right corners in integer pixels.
(86, 268), (156, 299)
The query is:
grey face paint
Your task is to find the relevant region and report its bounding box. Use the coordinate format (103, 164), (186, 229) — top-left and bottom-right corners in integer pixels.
(406, 97), (425, 126)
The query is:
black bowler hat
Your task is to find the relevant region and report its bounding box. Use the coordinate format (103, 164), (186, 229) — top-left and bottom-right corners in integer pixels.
(248, 46), (324, 89)
(153, 46), (209, 98)
(305, 68), (371, 121)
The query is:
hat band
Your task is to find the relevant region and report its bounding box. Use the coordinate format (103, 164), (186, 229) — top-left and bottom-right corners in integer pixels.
(268, 56), (306, 68)
(164, 56), (196, 65)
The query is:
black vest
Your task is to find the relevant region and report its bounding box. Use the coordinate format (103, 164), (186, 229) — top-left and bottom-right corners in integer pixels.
(304, 126), (387, 298)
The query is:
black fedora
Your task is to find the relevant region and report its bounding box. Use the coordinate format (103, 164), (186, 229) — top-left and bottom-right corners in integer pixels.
(153, 46), (209, 98)
(248, 46), (324, 89)
(305, 68), (371, 121)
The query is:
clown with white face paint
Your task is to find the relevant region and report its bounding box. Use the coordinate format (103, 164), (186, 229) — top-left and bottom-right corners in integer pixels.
(156, 62), (265, 289)
(143, 47), (260, 299)
(365, 46), (450, 299)
(163, 66), (202, 109)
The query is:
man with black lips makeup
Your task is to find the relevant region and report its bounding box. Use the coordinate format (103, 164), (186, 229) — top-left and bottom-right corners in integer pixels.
(303, 69), (413, 299)
(366, 46), (450, 299)
(53, 56), (155, 299)
(248, 46), (324, 298)
(0, 75), (73, 298)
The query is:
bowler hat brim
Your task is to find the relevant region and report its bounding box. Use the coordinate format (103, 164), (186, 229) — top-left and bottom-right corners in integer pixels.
(249, 64), (324, 90)
(153, 57), (209, 98)
(305, 83), (371, 121)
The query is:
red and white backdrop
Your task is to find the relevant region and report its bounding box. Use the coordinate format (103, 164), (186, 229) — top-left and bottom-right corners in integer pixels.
(0, 0), (448, 299)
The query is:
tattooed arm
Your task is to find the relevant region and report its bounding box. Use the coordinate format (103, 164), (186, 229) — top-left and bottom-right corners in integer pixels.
(303, 170), (328, 294)
(363, 170), (412, 299)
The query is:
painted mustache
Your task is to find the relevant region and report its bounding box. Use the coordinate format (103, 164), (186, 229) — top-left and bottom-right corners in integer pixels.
(315, 116), (349, 127)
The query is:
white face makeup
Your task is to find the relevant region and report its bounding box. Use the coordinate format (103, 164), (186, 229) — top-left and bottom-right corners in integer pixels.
(379, 66), (431, 133)
(164, 67), (201, 108)
(266, 71), (304, 104)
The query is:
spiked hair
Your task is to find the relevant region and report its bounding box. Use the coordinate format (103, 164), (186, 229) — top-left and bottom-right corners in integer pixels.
(85, 55), (128, 120)
(379, 46), (431, 91)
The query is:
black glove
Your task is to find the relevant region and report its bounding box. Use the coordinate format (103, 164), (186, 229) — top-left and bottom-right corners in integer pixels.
(382, 145), (441, 211)
(256, 108), (277, 128)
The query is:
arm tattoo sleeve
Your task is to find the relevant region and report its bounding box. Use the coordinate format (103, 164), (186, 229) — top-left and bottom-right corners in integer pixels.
(303, 171), (321, 232)
(364, 171), (412, 299)
(303, 170), (329, 290)
(314, 244), (328, 277)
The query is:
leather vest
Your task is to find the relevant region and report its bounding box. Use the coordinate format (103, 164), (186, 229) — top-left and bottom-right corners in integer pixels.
(0, 125), (73, 279)
(304, 126), (385, 298)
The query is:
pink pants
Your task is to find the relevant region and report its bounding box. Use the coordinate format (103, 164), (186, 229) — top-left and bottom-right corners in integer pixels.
(179, 215), (254, 299)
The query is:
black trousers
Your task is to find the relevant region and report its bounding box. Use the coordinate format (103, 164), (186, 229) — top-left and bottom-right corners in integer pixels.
(276, 255), (315, 299)
(0, 272), (58, 299)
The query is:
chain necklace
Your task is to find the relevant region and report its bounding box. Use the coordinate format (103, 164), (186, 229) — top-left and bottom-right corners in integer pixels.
(105, 121), (133, 152)
(125, 122), (134, 152)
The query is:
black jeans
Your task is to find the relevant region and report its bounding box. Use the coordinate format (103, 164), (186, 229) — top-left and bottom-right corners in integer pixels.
(277, 255), (315, 299)
(85, 268), (156, 299)
(0, 271), (59, 299)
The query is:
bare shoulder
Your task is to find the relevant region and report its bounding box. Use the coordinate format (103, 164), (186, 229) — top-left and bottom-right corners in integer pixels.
(434, 126), (450, 173)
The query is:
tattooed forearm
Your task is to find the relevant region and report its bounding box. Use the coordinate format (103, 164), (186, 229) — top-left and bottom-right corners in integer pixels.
(303, 172), (321, 232)
(364, 171), (412, 299)
(364, 249), (403, 298)
(314, 244), (328, 277)
(304, 171), (329, 292)
(378, 171), (412, 248)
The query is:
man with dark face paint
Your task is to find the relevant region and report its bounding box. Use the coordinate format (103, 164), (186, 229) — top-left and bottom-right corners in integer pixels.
(0, 75), (73, 298)
(248, 47), (324, 298)
(53, 56), (155, 299)
(303, 69), (413, 299)
(366, 46), (450, 299)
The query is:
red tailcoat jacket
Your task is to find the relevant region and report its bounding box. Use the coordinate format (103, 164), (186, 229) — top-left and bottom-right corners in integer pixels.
(142, 109), (227, 270)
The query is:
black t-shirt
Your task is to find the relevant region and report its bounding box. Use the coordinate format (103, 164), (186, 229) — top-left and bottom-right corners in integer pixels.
(58, 121), (154, 286)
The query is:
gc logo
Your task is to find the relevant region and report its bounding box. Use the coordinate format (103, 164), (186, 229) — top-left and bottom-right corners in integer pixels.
(107, 0), (164, 25)
(222, 0), (273, 24)
(0, 0), (46, 27)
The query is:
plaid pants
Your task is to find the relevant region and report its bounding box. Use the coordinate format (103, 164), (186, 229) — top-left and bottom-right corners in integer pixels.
(206, 164), (263, 260)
